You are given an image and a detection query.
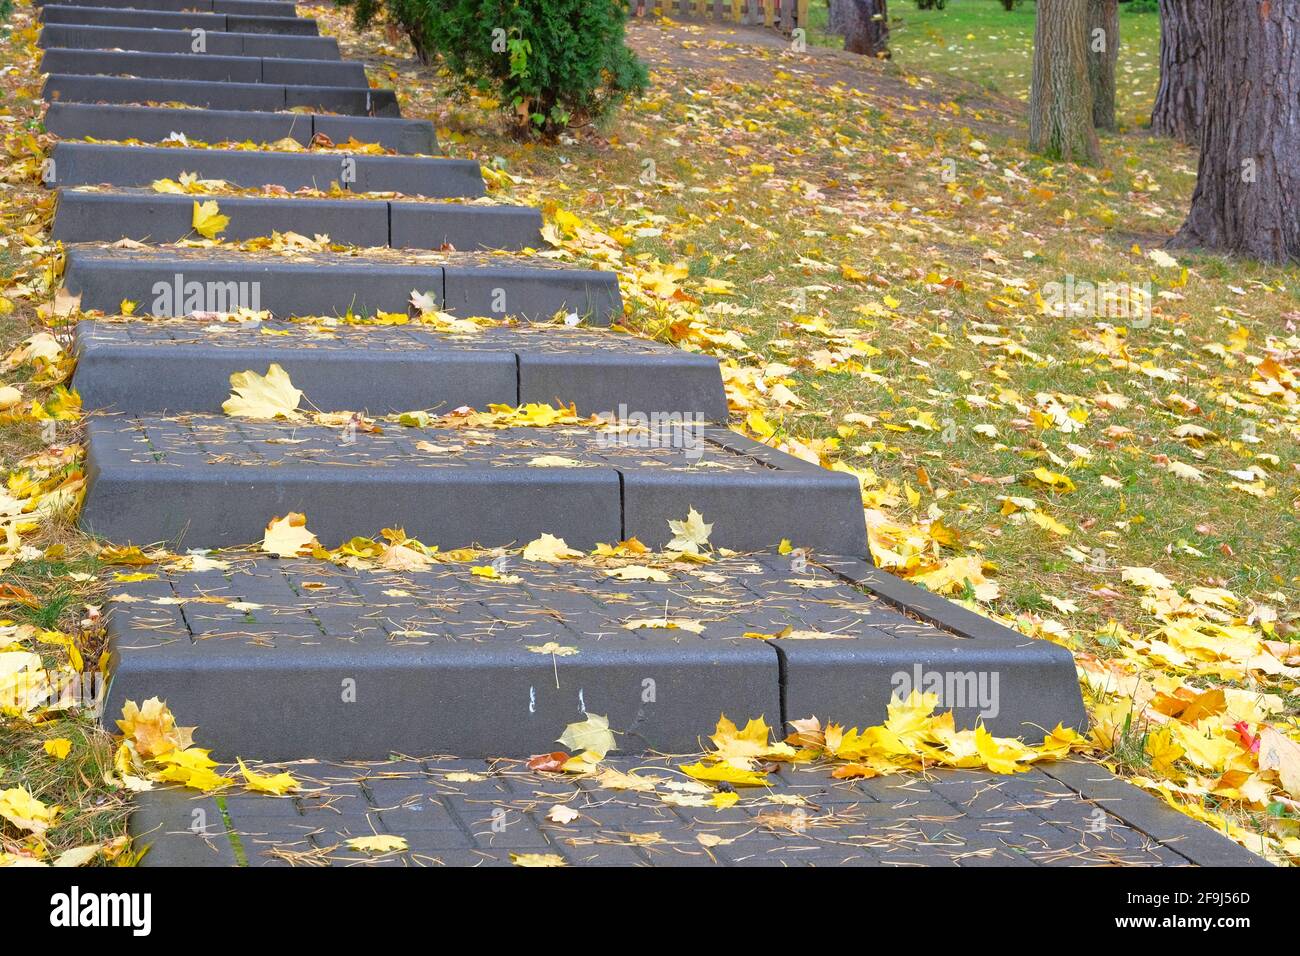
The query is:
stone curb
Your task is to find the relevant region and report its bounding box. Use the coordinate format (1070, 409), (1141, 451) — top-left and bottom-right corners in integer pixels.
(36, 0), (300, 16)
(49, 142), (485, 198)
(51, 190), (543, 250)
(38, 5), (320, 35)
(39, 23), (339, 58)
(79, 417), (867, 552)
(72, 320), (728, 419)
(41, 47), (366, 86)
(61, 247), (620, 323)
(44, 103), (437, 153)
(43, 74), (399, 116)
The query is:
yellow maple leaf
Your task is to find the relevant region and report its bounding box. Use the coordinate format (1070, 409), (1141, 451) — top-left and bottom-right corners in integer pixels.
(528, 455), (586, 468)
(558, 713), (616, 758)
(1168, 723), (1240, 774)
(511, 852), (567, 867)
(346, 835), (408, 853)
(43, 738), (72, 760)
(667, 507), (713, 553)
(1258, 727), (1300, 800)
(0, 787), (59, 833)
(191, 199), (229, 239)
(222, 364), (302, 419)
(521, 533), (581, 563)
(1028, 467), (1076, 493)
(1121, 566), (1174, 591)
(150, 748), (233, 792)
(624, 617), (707, 634)
(592, 538), (649, 557)
(1145, 726), (1185, 778)
(973, 726), (1035, 774)
(604, 565), (671, 582)
(709, 715), (795, 760)
(912, 555), (999, 602)
(116, 697), (194, 759)
(262, 512), (319, 558)
(679, 760), (770, 787)
(238, 759), (300, 796)
(1027, 510), (1071, 536)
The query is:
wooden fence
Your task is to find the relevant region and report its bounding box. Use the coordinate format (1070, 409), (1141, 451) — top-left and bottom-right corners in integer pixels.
(631, 0), (813, 32)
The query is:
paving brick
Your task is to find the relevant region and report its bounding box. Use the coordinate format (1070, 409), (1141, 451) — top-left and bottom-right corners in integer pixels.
(44, 74), (398, 115)
(44, 103), (436, 153)
(39, 24), (339, 59)
(49, 142), (484, 198)
(38, 5), (321, 35)
(128, 789), (236, 866)
(72, 319), (724, 418)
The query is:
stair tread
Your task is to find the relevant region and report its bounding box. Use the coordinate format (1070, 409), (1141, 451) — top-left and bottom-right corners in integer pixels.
(102, 551), (1082, 759)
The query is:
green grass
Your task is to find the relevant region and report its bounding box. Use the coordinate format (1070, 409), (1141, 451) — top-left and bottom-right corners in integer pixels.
(805, 0), (1162, 121)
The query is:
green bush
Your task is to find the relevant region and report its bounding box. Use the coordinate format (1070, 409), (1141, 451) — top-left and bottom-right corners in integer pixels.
(337, 0), (648, 141)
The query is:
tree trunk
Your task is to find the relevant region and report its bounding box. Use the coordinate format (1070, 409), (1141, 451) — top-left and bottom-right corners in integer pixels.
(1150, 0), (1209, 144)
(1087, 0), (1118, 130)
(841, 0), (889, 59)
(1171, 0), (1300, 264)
(1029, 0), (1100, 163)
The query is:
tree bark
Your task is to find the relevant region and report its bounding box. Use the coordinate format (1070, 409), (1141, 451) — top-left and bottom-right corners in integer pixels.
(1150, 0), (1209, 144)
(1087, 0), (1118, 130)
(1172, 0), (1300, 264)
(840, 0), (889, 59)
(1029, 0), (1100, 163)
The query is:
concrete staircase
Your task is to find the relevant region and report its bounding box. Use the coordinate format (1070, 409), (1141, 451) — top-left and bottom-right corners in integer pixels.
(37, 0), (1087, 763)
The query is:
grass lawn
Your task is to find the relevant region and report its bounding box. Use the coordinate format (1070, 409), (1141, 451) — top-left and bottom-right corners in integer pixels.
(805, 0), (1162, 123)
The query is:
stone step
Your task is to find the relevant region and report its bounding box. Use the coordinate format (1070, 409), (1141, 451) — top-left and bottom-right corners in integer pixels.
(72, 319), (728, 420)
(37, 0), (300, 16)
(101, 552), (1084, 760)
(39, 23), (339, 59)
(44, 75), (398, 115)
(45, 103), (437, 154)
(40, 47), (365, 85)
(80, 416), (867, 554)
(39, 5), (319, 36)
(49, 143), (485, 199)
(62, 246), (621, 324)
(52, 190), (542, 250)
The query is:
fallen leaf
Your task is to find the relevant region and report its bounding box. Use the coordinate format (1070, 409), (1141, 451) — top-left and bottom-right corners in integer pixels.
(558, 713), (615, 758)
(346, 835), (408, 854)
(222, 364), (302, 419)
(192, 199), (229, 239)
(261, 512), (319, 558)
